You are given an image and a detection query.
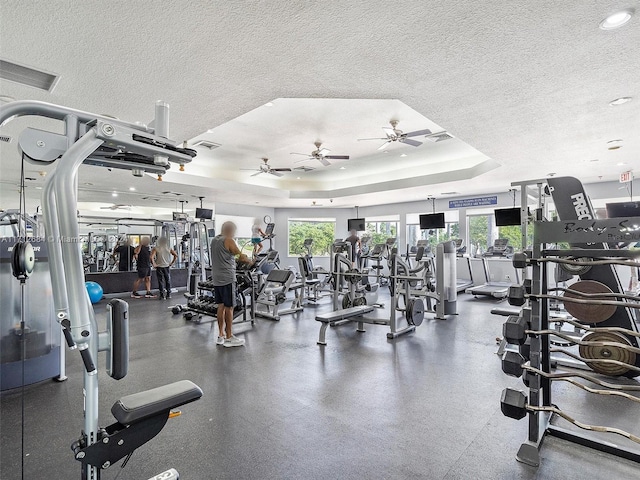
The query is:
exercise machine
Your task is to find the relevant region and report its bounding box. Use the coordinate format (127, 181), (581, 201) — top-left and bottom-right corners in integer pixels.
(483, 238), (515, 258)
(316, 246), (421, 345)
(1, 100), (203, 479)
(254, 269), (303, 320)
(297, 238), (330, 302)
(466, 258), (520, 299)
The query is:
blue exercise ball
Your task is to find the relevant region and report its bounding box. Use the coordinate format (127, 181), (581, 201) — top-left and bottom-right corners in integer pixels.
(85, 281), (104, 304)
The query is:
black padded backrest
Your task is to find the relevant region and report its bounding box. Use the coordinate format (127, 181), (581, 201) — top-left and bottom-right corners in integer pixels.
(108, 298), (129, 380)
(266, 269), (293, 284)
(298, 257), (310, 277)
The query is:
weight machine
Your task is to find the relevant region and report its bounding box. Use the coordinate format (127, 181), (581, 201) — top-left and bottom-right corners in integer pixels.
(0, 100), (203, 479)
(499, 176), (640, 468)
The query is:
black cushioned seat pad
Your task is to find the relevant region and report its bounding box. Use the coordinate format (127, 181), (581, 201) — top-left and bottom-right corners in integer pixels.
(111, 380), (202, 425)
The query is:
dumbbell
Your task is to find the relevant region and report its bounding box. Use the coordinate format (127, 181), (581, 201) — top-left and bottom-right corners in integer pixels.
(501, 351), (525, 378)
(171, 305), (183, 315)
(502, 314), (529, 345)
(508, 279), (531, 306)
(500, 388), (528, 420)
(512, 250), (533, 269)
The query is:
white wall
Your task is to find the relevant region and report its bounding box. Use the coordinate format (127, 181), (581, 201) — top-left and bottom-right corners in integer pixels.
(270, 179), (639, 271)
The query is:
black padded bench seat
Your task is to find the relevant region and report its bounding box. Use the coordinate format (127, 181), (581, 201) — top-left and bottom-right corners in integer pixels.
(316, 306), (374, 323)
(491, 306), (521, 317)
(111, 380), (203, 425)
(316, 306), (375, 345)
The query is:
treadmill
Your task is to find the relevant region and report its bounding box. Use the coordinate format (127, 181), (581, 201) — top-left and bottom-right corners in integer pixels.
(455, 256), (474, 293)
(466, 257), (520, 299)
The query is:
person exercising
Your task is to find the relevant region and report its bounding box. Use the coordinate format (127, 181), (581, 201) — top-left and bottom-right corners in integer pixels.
(211, 221), (252, 347)
(251, 219), (267, 258)
(131, 236), (155, 298)
(113, 236), (135, 271)
(345, 229), (362, 267)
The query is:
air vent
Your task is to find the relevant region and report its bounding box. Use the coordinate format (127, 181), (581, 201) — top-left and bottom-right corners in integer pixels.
(160, 191), (183, 196)
(425, 131), (454, 143)
(0, 59), (59, 92)
(0, 135), (11, 143)
(193, 140), (221, 150)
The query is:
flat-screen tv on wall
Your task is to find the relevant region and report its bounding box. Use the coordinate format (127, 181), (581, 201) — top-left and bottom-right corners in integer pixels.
(606, 201), (640, 218)
(195, 208), (213, 220)
(494, 207), (521, 226)
(347, 218), (366, 231)
(419, 213), (445, 229)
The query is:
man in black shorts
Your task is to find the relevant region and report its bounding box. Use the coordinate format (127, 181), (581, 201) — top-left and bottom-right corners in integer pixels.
(131, 236), (155, 298)
(211, 221), (252, 347)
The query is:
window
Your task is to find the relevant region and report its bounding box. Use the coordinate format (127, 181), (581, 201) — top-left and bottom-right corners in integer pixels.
(365, 220), (399, 247)
(496, 225), (530, 251)
(468, 214), (493, 255)
(288, 218), (336, 257)
(216, 214), (255, 256)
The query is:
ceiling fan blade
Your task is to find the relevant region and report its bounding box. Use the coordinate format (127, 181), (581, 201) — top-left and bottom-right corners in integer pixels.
(319, 157), (331, 167)
(290, 152), (311, 156)
(357, 137), (387, 141)
(382, 127), (395, 138)
(318, 148), (330, 156)
(272, 168), (292, 172)
(404, 128), (432, 138)
(377, 141), (392, 151)
(251, 171), (263, 177)
(294, 157), (313, 164)
(401, 138), (422, 147)
(325, 155), (349, 160)
(269, 171), (284, 177)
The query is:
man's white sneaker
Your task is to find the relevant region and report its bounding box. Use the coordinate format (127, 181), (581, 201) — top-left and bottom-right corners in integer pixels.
(216, 336), (225, 345)
(223, 336), (245, 348)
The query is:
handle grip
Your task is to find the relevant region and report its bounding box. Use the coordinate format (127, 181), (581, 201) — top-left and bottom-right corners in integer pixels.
(79, 346), (96, 375)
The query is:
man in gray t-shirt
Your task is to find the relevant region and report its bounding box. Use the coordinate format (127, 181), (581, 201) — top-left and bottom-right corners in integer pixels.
(210, 221), (252, 347)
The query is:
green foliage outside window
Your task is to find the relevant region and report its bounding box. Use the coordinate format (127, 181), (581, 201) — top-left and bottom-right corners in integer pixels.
(288, 220), (335, 256)
(366, 221), (398, 247)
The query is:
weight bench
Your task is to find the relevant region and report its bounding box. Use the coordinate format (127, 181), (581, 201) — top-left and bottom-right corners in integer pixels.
(72, 380), (203, 472)
(316, 306), (375, 345)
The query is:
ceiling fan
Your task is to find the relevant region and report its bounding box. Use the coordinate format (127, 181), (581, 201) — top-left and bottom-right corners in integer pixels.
(242, 158), (291, 177)
(291, 142), (349, 167)
(358, 120), (432, 150)
(100, 204), (132, 211)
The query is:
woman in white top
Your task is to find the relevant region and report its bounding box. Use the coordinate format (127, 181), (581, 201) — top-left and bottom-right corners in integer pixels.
(251, 219), (266, 257)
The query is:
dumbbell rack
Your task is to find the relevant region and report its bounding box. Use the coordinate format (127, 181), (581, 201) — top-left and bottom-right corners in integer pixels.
(181, 280), (254, 326)
(506, 214), (640, 467)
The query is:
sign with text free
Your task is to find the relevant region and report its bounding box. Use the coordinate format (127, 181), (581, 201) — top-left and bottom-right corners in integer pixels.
(620, 171), (633, 183)
(448, 195), (498, 209)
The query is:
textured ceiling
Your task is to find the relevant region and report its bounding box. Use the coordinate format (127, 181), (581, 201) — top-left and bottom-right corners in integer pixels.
(0, 0), (638, 210)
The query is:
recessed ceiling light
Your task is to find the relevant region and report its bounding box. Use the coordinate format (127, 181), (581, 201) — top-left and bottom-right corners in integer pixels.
(400, 153), (407, 157)
(617, 162), (627, 166)
(264, 102), (274, 107)
(609, 96), (632, 106)
(547, 172), (556, 177)
(112, 192), (118, 197)
(589, 159), (599, 162)
(35, 186), (42, 190)
(383, 150), (389, 154)
(296, 177), (301, 179)
(339, 166), (346, 170)
(599, 10), (633, 30)
(129, 187), (136, 191)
